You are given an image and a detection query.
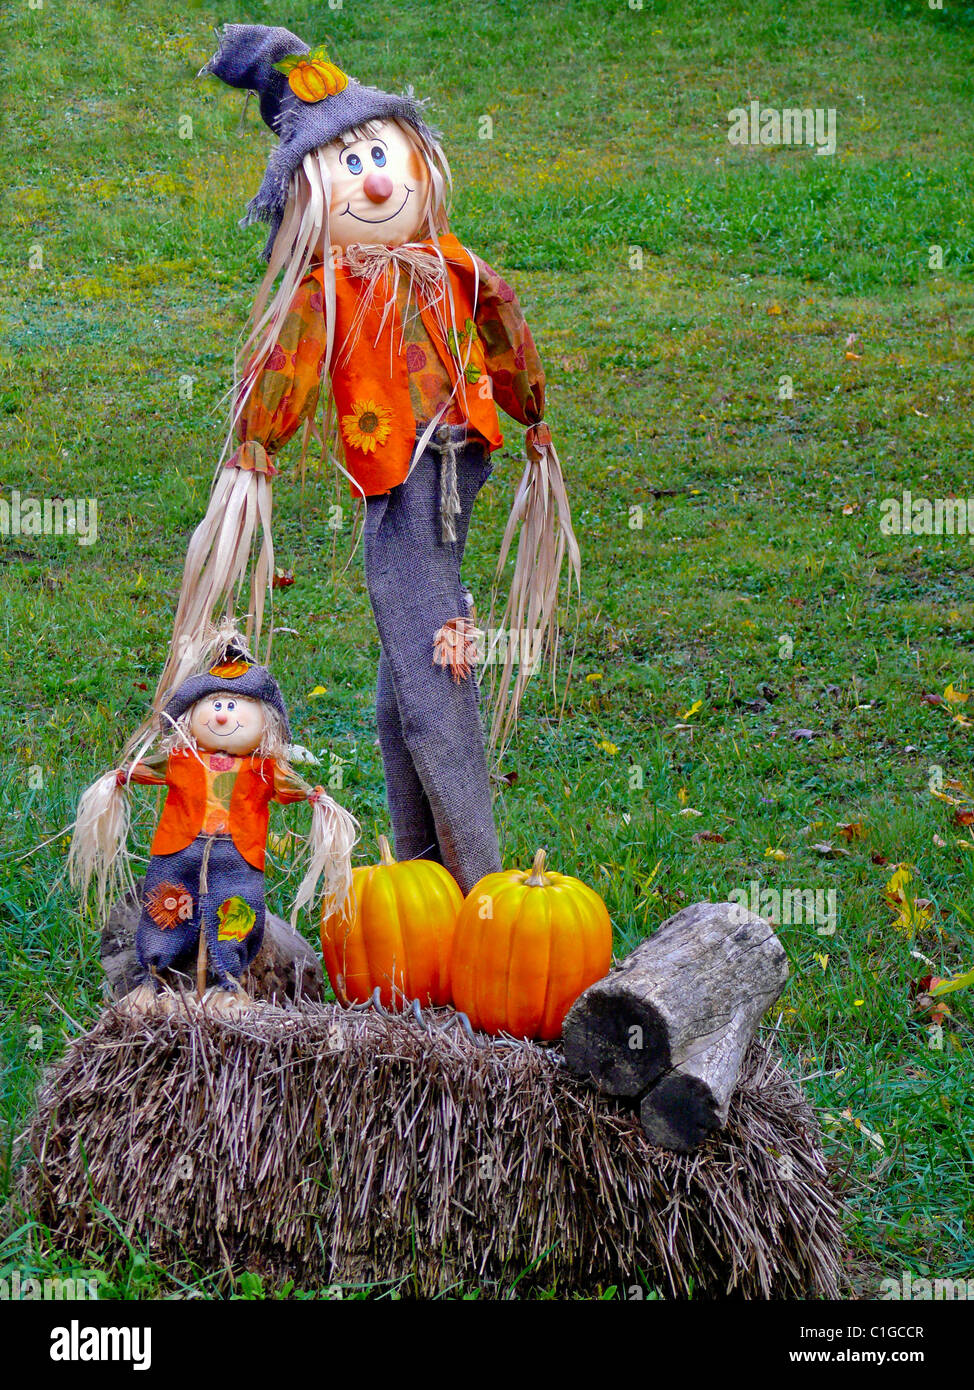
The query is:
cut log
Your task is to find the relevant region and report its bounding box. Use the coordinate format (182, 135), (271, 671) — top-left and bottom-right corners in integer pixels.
(562, 901), (789, 1150)
(99, 883), (324, 1004)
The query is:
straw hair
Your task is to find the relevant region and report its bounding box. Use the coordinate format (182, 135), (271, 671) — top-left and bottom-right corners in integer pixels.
(67, 771), (135, 917)
(488, 434), (581, 756)
(289, 792), (359, 931)
(19, 1010), (843, 1298)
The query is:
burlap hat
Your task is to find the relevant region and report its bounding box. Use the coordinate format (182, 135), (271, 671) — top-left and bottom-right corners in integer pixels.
(200, 23), (440, 258)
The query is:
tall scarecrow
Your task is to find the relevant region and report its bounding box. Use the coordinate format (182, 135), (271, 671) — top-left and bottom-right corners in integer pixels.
(152, 24), (579, 897)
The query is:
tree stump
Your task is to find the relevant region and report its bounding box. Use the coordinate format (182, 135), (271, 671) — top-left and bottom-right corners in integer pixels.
(99, 883), (324, 1004)
(562, 901), (789, 1151)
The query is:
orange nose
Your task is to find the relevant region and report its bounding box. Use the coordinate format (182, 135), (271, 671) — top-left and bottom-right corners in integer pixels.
(363, 172), (394, 203)
(215, 713), (228, 724)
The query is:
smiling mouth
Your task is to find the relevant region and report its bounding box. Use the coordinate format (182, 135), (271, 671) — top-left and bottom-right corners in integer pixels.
(204, 721), (243, 738)
(341, 189), (412, 224)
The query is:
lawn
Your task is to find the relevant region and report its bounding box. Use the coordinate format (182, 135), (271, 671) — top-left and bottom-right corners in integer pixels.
(1, 0), (973, 1297)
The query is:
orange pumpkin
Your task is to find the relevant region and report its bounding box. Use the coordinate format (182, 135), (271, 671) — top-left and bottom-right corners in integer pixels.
(450, 849), (612, 1040)
(287, 59), (347, 103)
(320, 835), (462, 1008)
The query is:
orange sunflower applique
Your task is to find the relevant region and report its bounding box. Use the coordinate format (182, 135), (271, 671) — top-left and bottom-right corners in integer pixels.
(145, 882), (194, 930)
(341, 399), (394, 455)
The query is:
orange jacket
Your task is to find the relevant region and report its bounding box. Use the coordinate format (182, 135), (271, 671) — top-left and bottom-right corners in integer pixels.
(132, 750), (307, 871)
(314, 236), (503, 495)
(233, 234), (546, 498)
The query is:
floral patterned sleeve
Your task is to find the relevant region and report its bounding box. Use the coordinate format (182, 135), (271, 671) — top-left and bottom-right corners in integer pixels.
(470, 253), (546, 427)
(230, 271), (328, 472)
(125, 750), (169, 786)
(271, 759), (314, 805)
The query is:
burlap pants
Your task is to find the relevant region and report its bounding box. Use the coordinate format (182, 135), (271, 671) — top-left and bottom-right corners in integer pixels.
(135, 834), (265, 991)
(363, 426), (502, 896)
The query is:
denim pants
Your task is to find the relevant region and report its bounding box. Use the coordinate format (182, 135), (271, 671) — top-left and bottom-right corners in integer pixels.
(363, 426), (502, 896)
(135, 834), (266, 991)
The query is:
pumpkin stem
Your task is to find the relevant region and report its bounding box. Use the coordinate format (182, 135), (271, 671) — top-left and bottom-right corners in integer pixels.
(378, 834), (395, 866)
(526, 847), (550, 886)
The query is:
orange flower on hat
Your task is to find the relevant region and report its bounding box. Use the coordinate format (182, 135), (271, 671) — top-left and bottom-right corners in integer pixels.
(341, 399), (394, 454)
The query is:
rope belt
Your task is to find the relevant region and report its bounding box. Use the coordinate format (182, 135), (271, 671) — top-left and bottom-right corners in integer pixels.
(434, 423), (465, 543)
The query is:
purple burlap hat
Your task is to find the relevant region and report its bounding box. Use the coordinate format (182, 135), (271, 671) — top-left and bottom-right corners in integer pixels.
(200, 23), (440, 258)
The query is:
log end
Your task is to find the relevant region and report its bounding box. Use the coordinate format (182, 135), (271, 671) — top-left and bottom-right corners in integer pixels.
(562, 988), (669, 1098)
(639, 1070), (724, 1153)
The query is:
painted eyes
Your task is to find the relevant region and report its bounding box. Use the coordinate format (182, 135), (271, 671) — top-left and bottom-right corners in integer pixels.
(212, 700), (236, 712)
(344, 147), (387, 175)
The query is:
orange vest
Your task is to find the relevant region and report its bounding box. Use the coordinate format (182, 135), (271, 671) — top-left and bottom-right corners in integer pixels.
(150, 751), (282, 871)
(312, 235), (504, 496)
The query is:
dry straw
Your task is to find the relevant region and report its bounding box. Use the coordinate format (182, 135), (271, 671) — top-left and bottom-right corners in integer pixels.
(19, 1004), (842, 1298)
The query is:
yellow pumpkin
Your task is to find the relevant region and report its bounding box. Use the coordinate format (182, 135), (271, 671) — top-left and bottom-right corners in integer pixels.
(321, 835), (462, 1008)
(450, 849), (612, 1040)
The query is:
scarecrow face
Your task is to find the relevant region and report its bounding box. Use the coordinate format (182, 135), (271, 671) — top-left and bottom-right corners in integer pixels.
(324, 119), (430, 249)
(189, 694), (265, 756)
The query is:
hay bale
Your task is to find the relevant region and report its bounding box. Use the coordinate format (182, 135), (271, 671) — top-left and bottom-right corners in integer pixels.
(18, 1004), (842, 1298)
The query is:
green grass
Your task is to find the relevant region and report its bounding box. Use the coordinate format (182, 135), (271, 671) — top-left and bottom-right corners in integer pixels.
(2, 0), (973, 1298)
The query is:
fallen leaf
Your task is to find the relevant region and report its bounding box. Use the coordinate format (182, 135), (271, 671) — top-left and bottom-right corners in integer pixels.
(692, 830), (727, 844)
(943, 683), (969, 705)
(836, 820), (866, 840)
(884, 864), (912, 903)
(811, 841), (850, 858)
(681, 699), (704, 719)
(791, 728), (817, 740)
(953, 809), (974, 827)
(678, 807), (703, 818)
(914, 975), (951, 1026)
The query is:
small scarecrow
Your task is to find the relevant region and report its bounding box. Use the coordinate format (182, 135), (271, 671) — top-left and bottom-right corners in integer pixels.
(70, 635), (357, 1015)
(151, 23), (579, 899)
